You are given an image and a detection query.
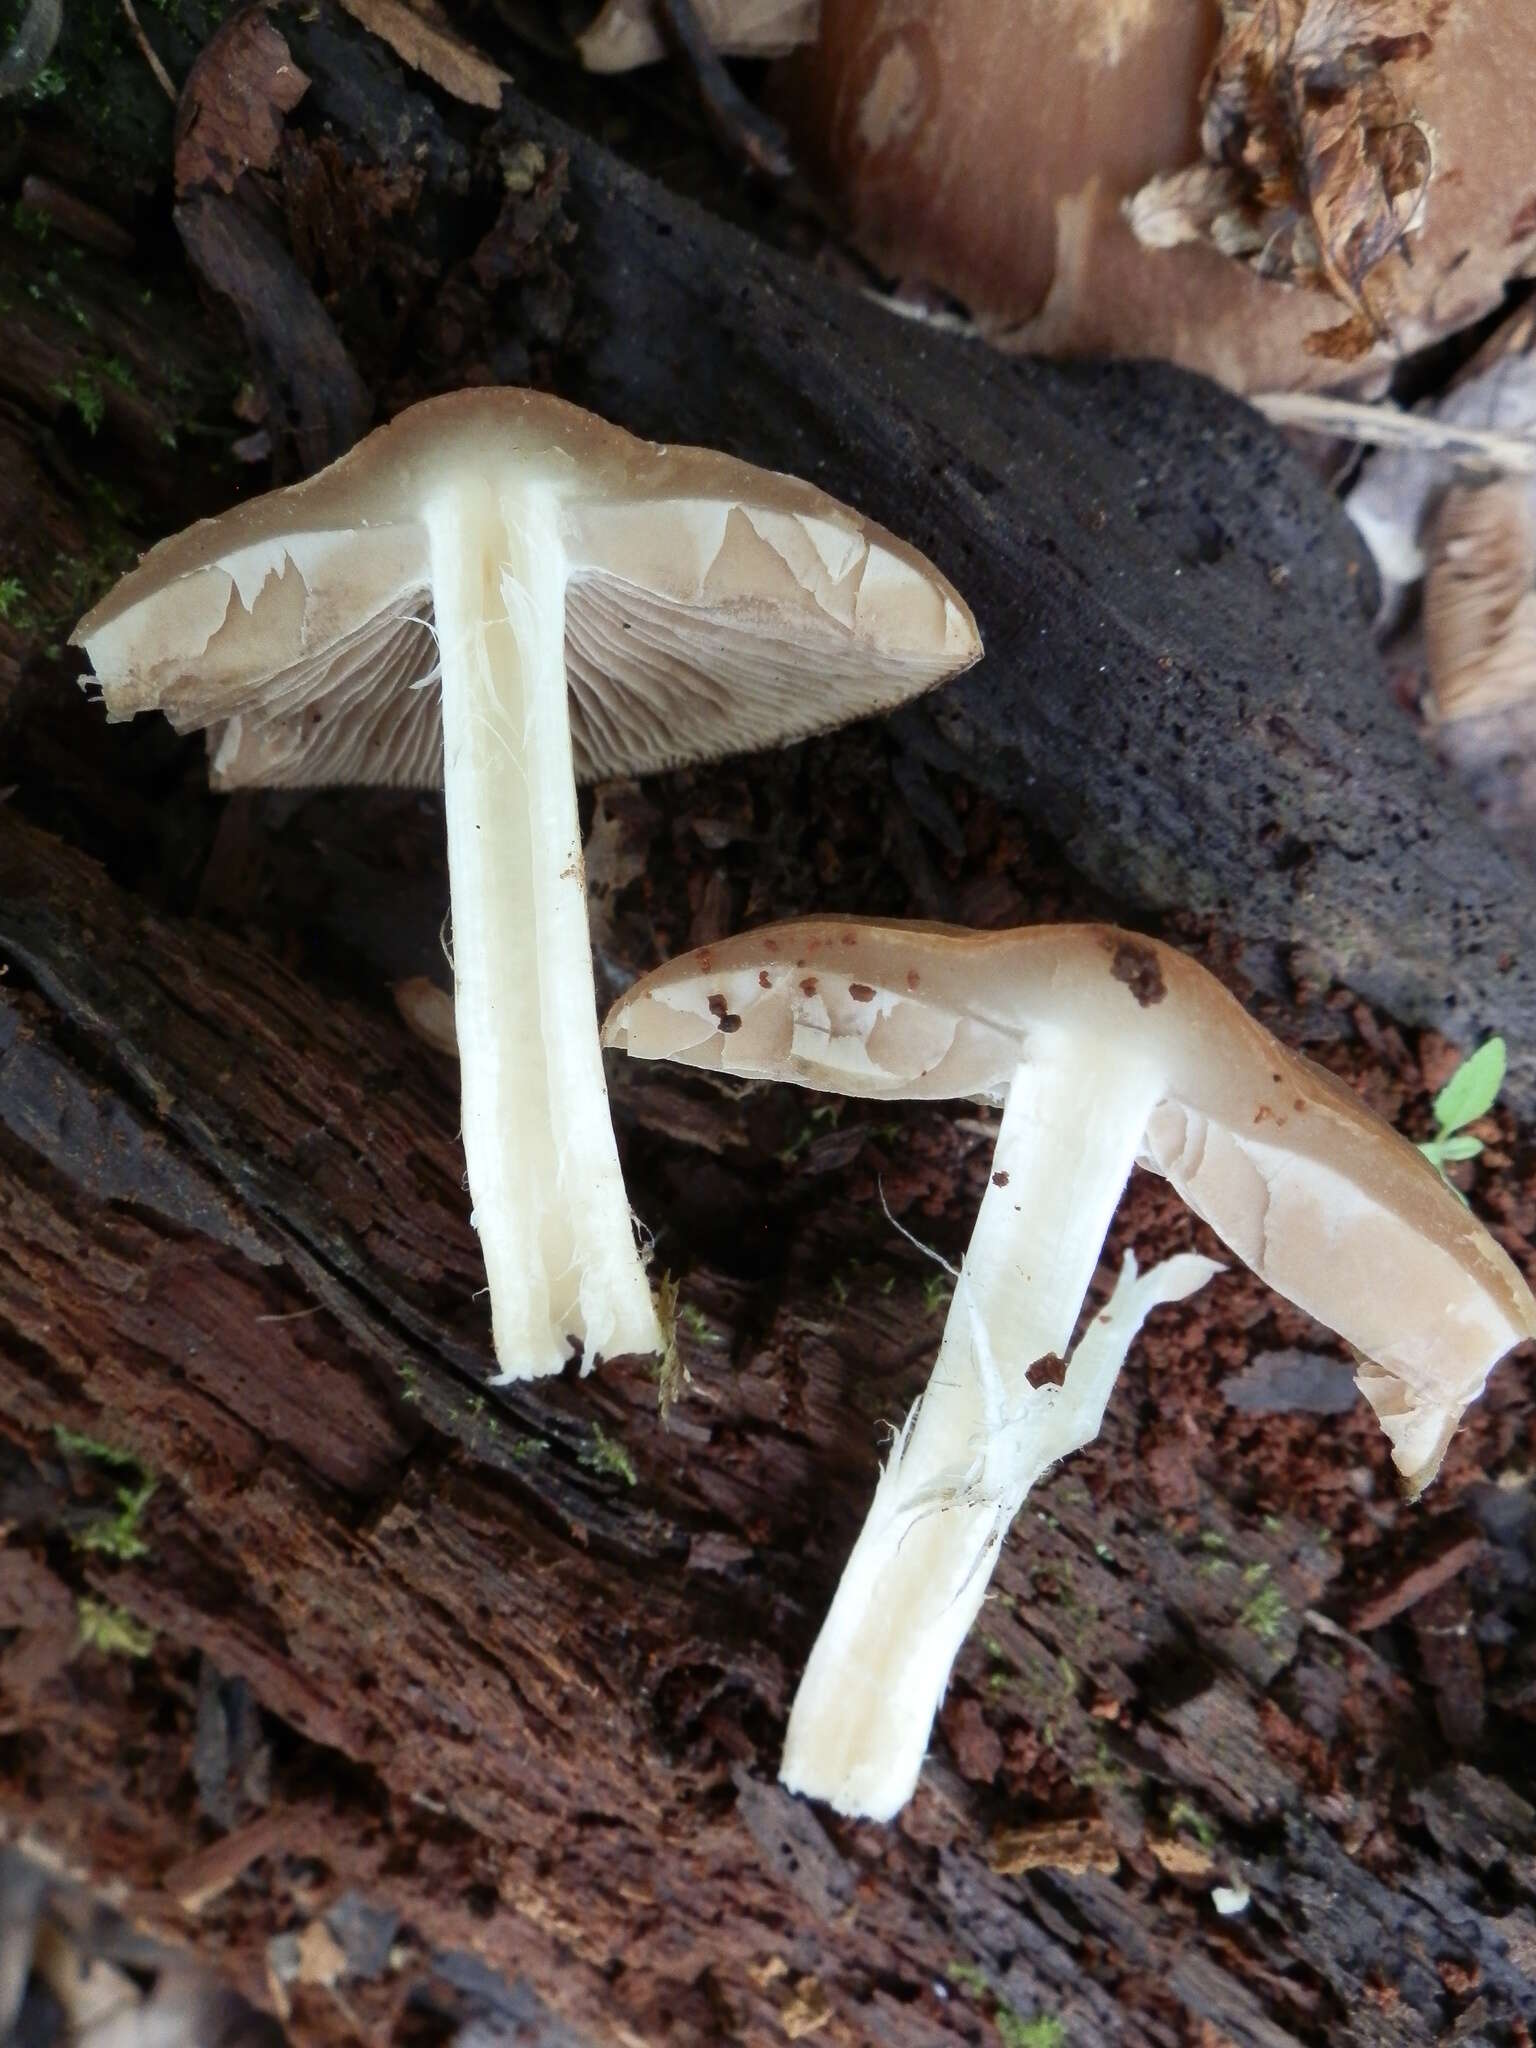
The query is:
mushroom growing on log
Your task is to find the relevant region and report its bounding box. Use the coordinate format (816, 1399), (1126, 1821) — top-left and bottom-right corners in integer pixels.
(606, 916), (1536, 1815)
(72, 388), (980, 1383)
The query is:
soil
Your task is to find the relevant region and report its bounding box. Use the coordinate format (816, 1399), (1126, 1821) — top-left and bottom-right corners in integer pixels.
(1, 13), (1536, 2048)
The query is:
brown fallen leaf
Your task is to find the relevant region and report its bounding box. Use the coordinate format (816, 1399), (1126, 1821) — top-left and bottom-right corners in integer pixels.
(989, 1813), (1119, 1877)
(335, 0), (508, 109)
(174, 11), (309, 197)
(780, 1974), (833, 2039)
(296, 1916), (349, 1988)
(1128, 0), (1446, 342)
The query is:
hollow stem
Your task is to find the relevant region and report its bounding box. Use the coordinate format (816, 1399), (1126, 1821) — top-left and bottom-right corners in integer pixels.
(427, 477), (662, 1380)
(780, 1039), (1215, 1818)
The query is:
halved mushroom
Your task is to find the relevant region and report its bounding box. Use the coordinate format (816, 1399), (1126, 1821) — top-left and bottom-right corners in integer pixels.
(605, 917), (1536, 1816)
(73, 392), (980, 1384)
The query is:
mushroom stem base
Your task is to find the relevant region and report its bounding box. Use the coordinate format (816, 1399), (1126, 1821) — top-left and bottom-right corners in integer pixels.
(779, 1048), (1215, 1819)
(429, 480), (661, 1380)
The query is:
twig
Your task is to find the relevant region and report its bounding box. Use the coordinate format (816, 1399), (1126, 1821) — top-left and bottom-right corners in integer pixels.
(652, 0), (793, 179)
(118, 0), (176, 100)
(1252, 391), (1536, 476)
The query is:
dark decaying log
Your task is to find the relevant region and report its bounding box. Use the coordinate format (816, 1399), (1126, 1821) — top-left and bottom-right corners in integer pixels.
(3, 10), (1536, 2046)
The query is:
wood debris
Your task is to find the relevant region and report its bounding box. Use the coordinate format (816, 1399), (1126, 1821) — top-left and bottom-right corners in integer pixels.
(335, 0), (509, 109)
(1130, 0), (1446, 355)
(990, 1814), (1119, 1877)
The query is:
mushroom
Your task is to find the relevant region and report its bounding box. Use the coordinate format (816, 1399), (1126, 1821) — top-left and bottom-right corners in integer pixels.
(72, 391), (980, 1383)
(1423, 481), (1536, 724)
(604, 917), (1536, 1816)
(774, 0), (1536, 395)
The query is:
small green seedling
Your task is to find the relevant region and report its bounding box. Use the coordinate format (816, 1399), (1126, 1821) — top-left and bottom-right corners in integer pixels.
(1417, 1038), (1506, 1194)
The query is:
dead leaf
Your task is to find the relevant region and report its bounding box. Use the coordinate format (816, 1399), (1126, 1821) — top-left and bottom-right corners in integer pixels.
(335, 0), (508, 109)
(780, 1975), (833, 2039)
(989, 1814), (1119, 1876)
(1128, 0), (1446, 342)
(296, 1917), (348, 1988)
(174, 12), (309, 197)
(1149, 1833), (1216, 1877)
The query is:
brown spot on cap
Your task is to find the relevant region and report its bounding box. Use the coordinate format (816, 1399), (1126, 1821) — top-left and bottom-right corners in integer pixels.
(1293, 1097), (1307, 1114)
(848, 982), (876, 1002)
(993, 1169), (1010, 1187)
(800, 976), (819, 997)
(841, 930), (858, 946)
(707, 992), (741, 1032)
(758, 970), (772, 989)
(1254, 1104), (1275, 1126)
(1109, 939), (1166, 1009)
(907, 970), (921, 990)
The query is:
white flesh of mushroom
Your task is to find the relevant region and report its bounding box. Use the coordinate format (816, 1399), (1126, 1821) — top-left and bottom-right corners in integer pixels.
(606, 962), (1220, 1818)
(429, 479), (661, 1378)
(779, 1041), (1219, 1818)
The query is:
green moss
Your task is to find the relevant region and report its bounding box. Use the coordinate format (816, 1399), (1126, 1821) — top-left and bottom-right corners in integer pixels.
(997, 2013), (1065, 2048)
(578, 1424), (636, 1486)
(922, 1272), (952, 1317)
(947, 1962), (991, 1998)
(56, 1427), (157, 1562)
(0, 577), (26, 622)
(509, 1436), (547, 1461)
(55, 1425), (139, 1468)
(1240, 1582), (1290, 1642)
(49, 368), (104, 433)
(76, 1474), (156, 1561)
(77, 1598), (154, 1658)
(1168, 1797), (1218, 1849)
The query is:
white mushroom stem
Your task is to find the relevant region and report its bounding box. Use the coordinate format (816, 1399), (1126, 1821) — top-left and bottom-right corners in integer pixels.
(780, 1042), (1220, 1819)
(428, 477), (662, 1380)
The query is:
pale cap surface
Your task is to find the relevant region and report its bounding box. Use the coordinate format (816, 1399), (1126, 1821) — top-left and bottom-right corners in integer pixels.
(605, 917), (1536, 1492)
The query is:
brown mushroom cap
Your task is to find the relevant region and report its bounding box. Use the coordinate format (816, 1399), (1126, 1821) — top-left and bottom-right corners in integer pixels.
(1424, 481), (1536, 724)
(73, 388), (979, 789)
(604, 917), (1536, 1491)
(777, 0), (1536, 395)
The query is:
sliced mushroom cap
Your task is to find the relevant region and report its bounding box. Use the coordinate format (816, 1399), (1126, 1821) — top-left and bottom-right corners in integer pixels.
(75, 387), (978, 790)
(605, 916), (1536, 1492)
